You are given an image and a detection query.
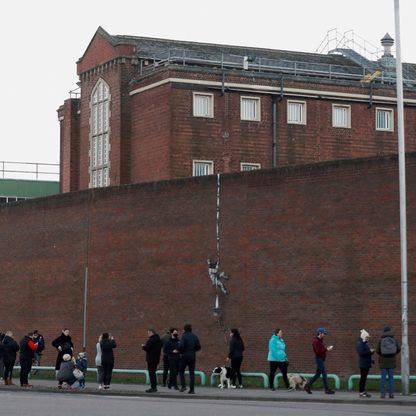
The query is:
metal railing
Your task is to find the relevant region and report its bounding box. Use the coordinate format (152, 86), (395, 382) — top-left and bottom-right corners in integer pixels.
(275, 373), (341, 390)
(347, 374), (416, 390)
(211, 372), (269, 388)
(0, 161), (59, 181)
(137, 48), (416, 86)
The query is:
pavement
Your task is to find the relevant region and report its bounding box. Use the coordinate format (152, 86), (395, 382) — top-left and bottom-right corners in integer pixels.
(1, 379), (415, 406)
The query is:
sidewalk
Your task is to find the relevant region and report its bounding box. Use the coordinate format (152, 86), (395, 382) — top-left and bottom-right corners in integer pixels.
(2, 380), (415, 406)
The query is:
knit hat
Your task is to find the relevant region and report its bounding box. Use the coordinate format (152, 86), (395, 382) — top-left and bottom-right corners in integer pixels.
(63, 354), (71, 361)
(360, 329), (370, 341)
(317, 327), (327, 335)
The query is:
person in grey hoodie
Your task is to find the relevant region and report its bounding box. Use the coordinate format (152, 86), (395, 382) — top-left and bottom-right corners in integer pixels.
(376, 326), (400, 399)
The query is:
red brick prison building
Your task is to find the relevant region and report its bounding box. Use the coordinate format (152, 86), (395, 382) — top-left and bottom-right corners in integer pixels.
(58, 28), (416, 192)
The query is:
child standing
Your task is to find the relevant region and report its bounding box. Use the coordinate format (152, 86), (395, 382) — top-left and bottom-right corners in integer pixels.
(76, 352), (88, 389)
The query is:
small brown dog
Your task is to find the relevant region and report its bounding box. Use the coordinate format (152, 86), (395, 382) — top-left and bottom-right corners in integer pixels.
(288, 373), (307, 390)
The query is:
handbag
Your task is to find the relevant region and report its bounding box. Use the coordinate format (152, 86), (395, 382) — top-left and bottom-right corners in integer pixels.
(73, 368), (84, 379)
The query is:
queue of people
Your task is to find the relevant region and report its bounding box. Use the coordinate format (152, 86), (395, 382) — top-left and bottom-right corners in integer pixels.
(0, 325), (402, 397)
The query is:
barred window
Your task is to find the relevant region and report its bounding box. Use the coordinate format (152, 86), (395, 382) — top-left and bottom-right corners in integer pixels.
(287, 100), (306, 125)
(90, 80), (110, 188)
(376, 108), (394, 131)
(193, 93), (214, 118)
(241, 163), (261, 171)
(332, 105), (351, 128)
(241, 97), (261, 121)
(192, 160), (214, 176)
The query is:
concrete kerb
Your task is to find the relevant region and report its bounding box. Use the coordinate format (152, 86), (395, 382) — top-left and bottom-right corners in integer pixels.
(2, 381), (416, 406)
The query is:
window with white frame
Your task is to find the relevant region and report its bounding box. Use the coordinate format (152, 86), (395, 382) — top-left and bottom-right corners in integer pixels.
(241, 97), (261, 121)
(287, 100), (306, 125)
(192, 160), (214, 176)
(332, 104), (351, 128)
(376, 108), (394, 131)
(240, 163), (261, 171)
(193, 93), (214, 118)
(90, 79), (110, 188)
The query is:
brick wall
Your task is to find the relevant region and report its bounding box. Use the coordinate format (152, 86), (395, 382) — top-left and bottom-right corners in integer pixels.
(1, 154), (415, 378)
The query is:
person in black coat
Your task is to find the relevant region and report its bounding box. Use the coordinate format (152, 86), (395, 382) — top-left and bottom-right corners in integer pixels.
(2, 331), (19, 385)
(19, 332), (38, 388)
(179, 324), (201, 394)
(227, 328), (245, 388)
(142, 328), (162, 393)
(164, 328), (181, 390)
(100, 333), (117, 390)
(0, 332), (5, 383)
(356, 329), (374, 398)
(51, 328), (74, 379)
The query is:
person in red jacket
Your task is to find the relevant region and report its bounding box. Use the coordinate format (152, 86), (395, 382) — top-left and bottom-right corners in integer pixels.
(304, 327), (335, 394)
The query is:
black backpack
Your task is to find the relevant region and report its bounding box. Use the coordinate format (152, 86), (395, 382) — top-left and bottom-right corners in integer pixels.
(380, 336), (397, 356)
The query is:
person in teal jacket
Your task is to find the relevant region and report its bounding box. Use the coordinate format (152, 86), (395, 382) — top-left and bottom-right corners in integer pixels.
(268, 329), (290, 391)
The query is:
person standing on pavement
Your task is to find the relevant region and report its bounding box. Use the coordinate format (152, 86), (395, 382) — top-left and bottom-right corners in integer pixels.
(32, 330), (45, 374)
(100, 333), (117, 390)
(52, 328), (74, 385)
(356, 329), (374, 398)
(376, 326), (400, 399)
(164, 328), (181, 390)
(304, 327), (335, 395)
(19, 332), (38, 388)
(267, 329), (290, 391)
(179, 324), (201, 394)
(160, 328), (172, 387)
(142, 328), (162, 393)
(227, 328), (245, 388)
(0, 332), (5, 384)
(95, 334), (104, 389)
(2, 331), (19, 385)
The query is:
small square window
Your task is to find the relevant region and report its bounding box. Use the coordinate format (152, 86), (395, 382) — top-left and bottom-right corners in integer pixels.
(193, 93), (214, 118)
(332, 104), (351, 128)
(240, 163), (261, 171)
(241, 97), (261, 121)
(287, 100), (306, 125)
(193, 160), (214, 176)
(376, 108), (394, 131)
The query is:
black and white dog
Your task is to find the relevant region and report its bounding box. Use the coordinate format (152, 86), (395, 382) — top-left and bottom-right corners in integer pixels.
(212, 366), (234, 388)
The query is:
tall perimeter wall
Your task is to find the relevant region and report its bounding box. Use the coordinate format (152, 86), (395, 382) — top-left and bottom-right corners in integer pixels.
(1, 154), (415, 378)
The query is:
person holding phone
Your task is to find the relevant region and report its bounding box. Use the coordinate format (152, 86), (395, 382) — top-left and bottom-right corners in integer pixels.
(304, 327), (335, 395)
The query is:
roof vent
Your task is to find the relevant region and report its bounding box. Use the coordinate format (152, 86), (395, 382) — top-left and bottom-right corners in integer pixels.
(380, 33), (394, 58)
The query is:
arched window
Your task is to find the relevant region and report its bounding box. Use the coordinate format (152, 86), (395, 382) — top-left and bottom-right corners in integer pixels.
(90, 79), (110, 187)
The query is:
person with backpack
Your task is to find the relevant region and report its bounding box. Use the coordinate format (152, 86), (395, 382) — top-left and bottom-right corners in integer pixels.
(356, 329), (374, 398)
(376, 326), (401, 399)
(32, 330), (45, 374)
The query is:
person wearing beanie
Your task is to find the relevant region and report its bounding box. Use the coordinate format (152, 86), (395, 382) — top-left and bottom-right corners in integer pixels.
(304, 327), (335, 395)
(376, 326), (400, 399)
(57, 353), (76, 389)
(356, 329), (374, 398)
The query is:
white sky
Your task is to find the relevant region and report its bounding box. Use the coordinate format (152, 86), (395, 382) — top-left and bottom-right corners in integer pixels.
(1, 0), (414, 166)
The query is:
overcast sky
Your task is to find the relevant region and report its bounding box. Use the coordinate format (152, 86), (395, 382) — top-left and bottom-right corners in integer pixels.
(1, 0), (414, 170)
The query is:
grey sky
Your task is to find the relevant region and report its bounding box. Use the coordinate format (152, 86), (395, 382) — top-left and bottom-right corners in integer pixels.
(1, 0), (414, 166)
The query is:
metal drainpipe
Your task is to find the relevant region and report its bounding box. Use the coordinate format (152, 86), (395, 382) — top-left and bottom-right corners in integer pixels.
(272, 96), (277, 168)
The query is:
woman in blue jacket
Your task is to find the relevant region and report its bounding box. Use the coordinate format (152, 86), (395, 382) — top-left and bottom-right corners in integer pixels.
(268, 329), (290, 390)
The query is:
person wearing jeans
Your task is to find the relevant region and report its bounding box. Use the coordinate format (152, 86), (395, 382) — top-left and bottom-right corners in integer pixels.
(267, 329), (289, 391)
(376, 326), (400, 399)
(304, 327), (334, 394)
